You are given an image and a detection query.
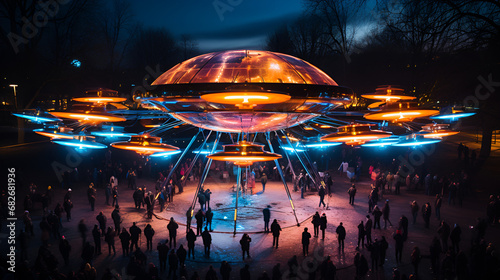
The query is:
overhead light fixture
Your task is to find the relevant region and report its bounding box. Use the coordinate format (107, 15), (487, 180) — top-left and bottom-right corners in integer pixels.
(111, 135), (179, 156)
(364, 101), (439, 122)
(52, 135), (107, 149)
(321, 123), (392, 145)
(49, 111), (126, 123)
(201, 91), (291, 109)
(72, 88), (126, 104)
(207, 141), (281, 167)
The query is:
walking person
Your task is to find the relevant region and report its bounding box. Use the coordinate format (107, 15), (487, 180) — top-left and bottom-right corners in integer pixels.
(411, 246), (421, 277)
(379, 236), (388, 266)
(302, 228), (311, 256)
(240, 233), (252, 259)
(372, 206), (382, 229)
(168, 249), (179, 279)
(129, 222), (142, 251)
(312, 212), (320, 237)
(336, 222), (346, 252)
(206, 207), (214, 231)
(195, 209), (204, 236)
(144, 224), (155, 251)
(186, 228), (197, 259)
(435, 194), (442, 220)
(157, 240), (169, 272)
(111, 206), (121, 233)
(78, 219), (88, 247)
(202, 227), (212, 258)
(393, 230), (404, 264)
(263, 205), (271, 232)
(119, 228), (131, 256)
(63, 199), (73, 222)
(411, 201), (419, 225)
(59, 236), (71, 266)
(270, 219), (281, 248)
(382, 200), (393, 229)
(348, 184), (356, 205)
(105, 227), (116, 255)
(318, 186), (326, 207)
(186, 207), (193, 233)
(357, 221), (366, 248)
(261, 173), (268, 192)
(220, 261), (232, 280)
(422, 202), (432, 229)
(92, 224), (102, 255)
(450, 224), (462, 253)
(167, 217), (179, 249)
(96, 212), (107, 237)
(365, 215), (373, 246)
(320, 213), (327, 240)
(177, 245), (187, 267)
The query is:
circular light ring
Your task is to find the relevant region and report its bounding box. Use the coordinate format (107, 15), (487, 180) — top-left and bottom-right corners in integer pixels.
(320, 124), (392, 145)
(72, 97), (127, 103)
(207, 141), (282, 166)
(430, 112), (476, 120)
(393, 138), (441, 146)
(419, 130), (460, 138)
(34, 128), (75, 139)
(13, 113), (61, 123)
(50, 112), (126, 123)
(364, 109), (439, 122)
(362, 94), (416, 101)
(111, 142), (179, 155)
(149, 150), (182, 157)
(201, 91), (291, 107)
(52, 139), (107, 149)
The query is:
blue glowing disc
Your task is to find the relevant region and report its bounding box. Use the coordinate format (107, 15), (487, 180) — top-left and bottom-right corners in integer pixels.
(430, 112), (475, 120)
(13, 113), (61, 123)
(52, 139), (107, 149)
(149, 150), (182, 157)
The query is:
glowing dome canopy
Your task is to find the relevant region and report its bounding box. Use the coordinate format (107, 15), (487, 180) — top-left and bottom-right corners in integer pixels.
(152, 50), (337, 85)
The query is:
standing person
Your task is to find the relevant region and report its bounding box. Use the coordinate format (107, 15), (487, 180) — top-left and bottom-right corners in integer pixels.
(372, 206), (382, 229)
(144, 224), (155, 251)
(382, 200), (393, 229)
(206, 207), (214, 231)
(111, 206), (121, 233)
(348, 184), (356, 205)
(379, 236), (389, 266)
(411, 246), (421, 277)
(393, 230), (404, 264)
(204, 189), (212, 209)
(168, 217), (179, 249)
(435, 194), (442, 220)
(78, 219), (88, 247)
(59, 236), (71, 266)
(87, 184), (96, 211)
(320, 213), (327, 240)
(129, 222), (142, 251)
(23, 211), (34, 236)
(206, 265), (218, 280)
(450, 224), (462, 253)
(195, 209), (204, 236)
(157, 240), (169, 272)
(357, 221), (366, 248)
(365, 215), (373, 246)
(240, 233), (252, 260)
(422, 202), (432, 229)
(270, 219), (281, 248)
(63, 199), (73, 222)
(168, 249), (179, 279)
(127, 168), (136, 189)
(202, 227), (212, 258)
(325, 172), (333, 194)
(92, 224), (102, 255)
(119, 228), (131, 256)
(263, 205), (271, 232)
(198, 189), (206, 210)
(105, 227), (116, 255)
(112, 186), (119, 207)
(318, 186), (326, 208)
(220, 261), (232, 280)
(81, 242), (95, 265)
(336, 222), (346, 252)
(437, 220), (450, 252)
(411, 201), (419, 224)
(186, 207), (193, 233)
(312, 212), (321, 237)
(367, 238), (380, 271)
(429, 236), (441, 274)
(261, 173), (268, 192)
(186, 228), (197, 259)
(301, 228), (311, 256)
(96, 212), (107, 237)
(399, 215), (409, 241)
(105, 183), (112, 205)
(177, 245), (187, 267)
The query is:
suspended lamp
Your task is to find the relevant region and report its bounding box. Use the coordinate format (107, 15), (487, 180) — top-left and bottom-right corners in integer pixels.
(362, 85), (416, 102)
(49, 111), (126, 123)
(111, 135), (179, 155)
(72, 88), (126, 103)
(364, 102), (439, 122)
(201, 91), (291, 109)
(320, 124), (392, 145)
(418, 123), (459, 138)
(34, 127), (74, 139)
(52, 135), (107, 149)
(207, 141), (281, 167)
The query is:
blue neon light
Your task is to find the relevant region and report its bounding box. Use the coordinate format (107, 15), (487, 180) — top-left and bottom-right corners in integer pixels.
(52, 139), (107, 149)
(91, 131), (134, 138)
(281, 146), (306, 152)
(393, 139), (441, 147)
(304, 142), (342, 148)
(13, 113), (59, 123)
(149, 150), (182, 157)
(430, 112), (475, 120)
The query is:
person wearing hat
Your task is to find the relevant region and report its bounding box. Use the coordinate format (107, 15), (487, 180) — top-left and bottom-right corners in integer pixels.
(64, 188), (72, 202)
(263, 205), (271, 232)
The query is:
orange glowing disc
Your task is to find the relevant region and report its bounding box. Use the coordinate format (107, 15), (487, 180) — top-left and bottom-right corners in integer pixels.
(201, 91), (291, 108)
(50, 112), (126, 123)
(419, 123), (459, 138)
(34, 128), (74, 139)
(364, 109), (439, 122)
(72, 97), (127, 103)
(207, 141), (281, 166)
(320, 124), (392, 145)
(362, 85), (416, 102)
(111, 135), (179, 156)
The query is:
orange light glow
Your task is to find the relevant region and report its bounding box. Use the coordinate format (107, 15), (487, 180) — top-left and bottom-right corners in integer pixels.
(304, 126), (314, 130)
(35, 131), (74, 139)
(207, 141), (281, 166)
(111, 135), (179, 155)
(362, 94), (416, 101)
(320, 125), (331, 128)
(201, 91), (291, 108)
(364, 109), (439, 122)
(321, 123), (392, 145)
(50, 112), (126, 123)
(72, 97), (127, 103)
(421, 131), (460, 138)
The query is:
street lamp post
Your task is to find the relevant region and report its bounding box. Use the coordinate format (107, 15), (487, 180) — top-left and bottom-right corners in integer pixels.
(9, 84), (18, 110)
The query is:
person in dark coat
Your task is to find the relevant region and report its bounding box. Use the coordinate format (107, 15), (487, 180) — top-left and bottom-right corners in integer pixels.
(263, 205), (271, 232)
(393, 230), (404, 264)
(379, 236), (389, 266)
(186, 207), (193, 233)
(157, 240), (169, 272)
(206, 207), (214, 231)
(144, 224), (155, 251)
(195, 209), (204, 236)
(357, 221), (366, 248)
(119, 227), (131, 256)
(81, 241), (94, 265)
(206, 265), (218, 280)
(133, 188), (142, 209)
(88, 184), (96, 211)
(336, 222), (346, 252)
(437, 220), (451, 252)
(167, 217), (179, 248)
(261, 173), (268, 192)
(63, 199), (73, 221)
(96, 212), (107, 237)
(372, 206), (382, 229)
(105, 227), (116, 255)
(47, 211), (60, 239)
(312, 212), (321, 237)
(399, 215), (409, 241)
(168, 249), (179, 278)
(198, 190), (206, 211)
(111, 206), (121, 233)
(411, 200), (419, 224)
(367, 239), (380, 270)
(78, 219), (88, 247)
(302, 228), (311, 256)
(240, 233), (252, 260)
(272, 263), (282, 280)
(382, 200), (393, 228)
(422, 202), (432, 228)
(105, 183), (112, 205)
(240, 264), (251, 280)
(177, 244), (187, 267)
(320, 213), (328, 240)
(348, 184), (357, 205)
(450, 223), (462, 253)
(429, 236), (441, 274)
(92, 224), (102, 255)
(318, 186), (326, 207)
(204, 189), (212, 209)
(129, 222), (142, 251)
(270, 219), (281, 248)
(411, 246), (421, 277)
(365, 215), (373, 245)
(202, 227), (212, 257)
(59, 236), (71, 266)
(186, 228), (197, 259)
(220, 260), (232, 280)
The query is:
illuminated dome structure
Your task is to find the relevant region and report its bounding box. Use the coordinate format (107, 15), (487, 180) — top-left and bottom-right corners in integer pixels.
(141, 50), (352, 133)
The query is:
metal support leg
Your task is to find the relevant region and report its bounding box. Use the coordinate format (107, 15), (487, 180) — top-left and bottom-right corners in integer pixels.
(181, 130), (213, 185)
(267, 132), (300, 226)
(281, 130), (317, 185)
(233, 166), (241, 236)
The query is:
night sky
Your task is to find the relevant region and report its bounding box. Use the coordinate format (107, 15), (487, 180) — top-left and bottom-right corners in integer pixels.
(130, 0), (304, 51)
